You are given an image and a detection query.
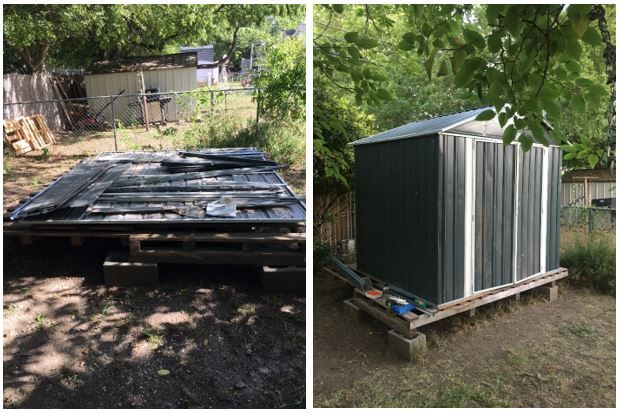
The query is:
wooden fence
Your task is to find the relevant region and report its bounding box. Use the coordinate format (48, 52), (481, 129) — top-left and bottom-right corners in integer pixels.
(316, 192), (356, 247)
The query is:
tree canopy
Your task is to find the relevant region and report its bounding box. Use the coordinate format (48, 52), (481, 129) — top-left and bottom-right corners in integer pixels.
(314, 4), (615, 181)
(3, 4), (303, 73)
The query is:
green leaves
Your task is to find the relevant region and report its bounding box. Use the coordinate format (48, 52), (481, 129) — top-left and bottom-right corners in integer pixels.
(454, 57), (485, 88)
(344, 32), (358, 43)
(582, 27), (602, 46)
(450, 48), (467, 74)
(437, 60), (449, 77)
(571, 95), (586, 114)
(503, 124), (517, 145)
(475, 109), (496, 121)
(541, 97), (561, 120)
(587, 154), (599, 169)
(487, 33), (503, 53)
(463, 28), (485, 49)
(355, 37), (379, 49)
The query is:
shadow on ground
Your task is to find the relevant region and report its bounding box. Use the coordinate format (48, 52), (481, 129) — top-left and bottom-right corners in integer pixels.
(3, 237), (305, 408)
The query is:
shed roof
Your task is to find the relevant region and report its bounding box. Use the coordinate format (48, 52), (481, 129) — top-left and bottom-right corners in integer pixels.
(180, 45), (215, 63)
(86, 52), (197, 75)
(351, 107), (492, 146)
(562, 168), (616, 182)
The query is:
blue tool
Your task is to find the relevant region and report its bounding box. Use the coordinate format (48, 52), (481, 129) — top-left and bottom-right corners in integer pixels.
(390, 303), (415, 315)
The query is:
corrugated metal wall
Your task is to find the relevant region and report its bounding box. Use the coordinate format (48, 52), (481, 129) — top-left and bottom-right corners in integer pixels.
(84, 67), (197, 123)
(355, 136), (440, 303)
(437, 135), (466, 302)
(516, 147), (544, 280)
(561, 181), (615, 206)
(354, 133), (562, 305)
(547, 147), (562, 270)
(473, 141), (516, 291)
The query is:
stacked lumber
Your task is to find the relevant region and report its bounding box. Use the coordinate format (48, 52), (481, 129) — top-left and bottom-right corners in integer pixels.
(3, 114), (56, 155)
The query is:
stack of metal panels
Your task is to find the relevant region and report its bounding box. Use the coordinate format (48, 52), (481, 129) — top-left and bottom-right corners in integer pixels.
(8, 148), (305, 228)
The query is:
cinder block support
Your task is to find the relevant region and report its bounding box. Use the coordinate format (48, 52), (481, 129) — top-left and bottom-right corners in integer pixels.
(545, 285), (559, 302)
(515, 292), (521, 302)
(261, 265), (305, 293)
(343, 298), (366, 321)
(103, 252), (159, 286)
(468, 308), (476, 318)
(388, 329), (427, 362)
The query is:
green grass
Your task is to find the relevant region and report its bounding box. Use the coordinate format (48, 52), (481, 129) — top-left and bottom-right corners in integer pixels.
(560, 231), (615, 293)
(560, 321), (595, 338)
(143, 328), (165, 350)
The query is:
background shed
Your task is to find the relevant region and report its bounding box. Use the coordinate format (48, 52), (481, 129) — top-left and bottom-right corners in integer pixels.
(351, 107), (562, 306)
(84, 53), (198, 124)
(180, 45), (220, 86)
(561, 168), (616, 206)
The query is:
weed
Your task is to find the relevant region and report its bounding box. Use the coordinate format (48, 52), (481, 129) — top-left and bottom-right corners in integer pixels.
(41, 147), (51, 159)
(561, 321), (595, 338)
(90, 300), (114, 321)
(4, 303), (17, 315)
(34, 314), (46, 328)
(505, 349), (528, 367)
(30, 178), (40, 187)
(560, 231), (615, 293)
(143, 328), (165, 350)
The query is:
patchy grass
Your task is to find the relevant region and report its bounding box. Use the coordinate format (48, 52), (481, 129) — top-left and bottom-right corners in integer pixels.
(314, 267), (615, 408)
(560, 321), (595, 338)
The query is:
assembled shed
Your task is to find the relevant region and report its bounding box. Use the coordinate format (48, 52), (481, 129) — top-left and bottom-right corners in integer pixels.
(351, 107), (562, 306)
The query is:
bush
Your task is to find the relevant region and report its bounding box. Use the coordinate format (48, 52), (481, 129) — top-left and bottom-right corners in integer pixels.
(171, 114), (305, 167)
(560, 231), (615, 293)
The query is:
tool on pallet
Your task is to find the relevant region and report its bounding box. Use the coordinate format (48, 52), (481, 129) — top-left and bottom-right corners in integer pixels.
(327, 255), (436, 316)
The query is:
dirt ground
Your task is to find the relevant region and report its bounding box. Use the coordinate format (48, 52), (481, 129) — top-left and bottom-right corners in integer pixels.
(3, 238), (305, 409)
(3, 139), (306, 408)
(313, 269), (615, 408)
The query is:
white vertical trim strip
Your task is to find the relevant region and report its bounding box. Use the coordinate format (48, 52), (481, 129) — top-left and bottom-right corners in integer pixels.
(512, 145), (521, 284)
(463, 140), (475, 298)
(540, 148), (549, 273)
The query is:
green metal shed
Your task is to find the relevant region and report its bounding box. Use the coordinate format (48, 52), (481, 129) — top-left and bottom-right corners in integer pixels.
(351, 107), (562, 306)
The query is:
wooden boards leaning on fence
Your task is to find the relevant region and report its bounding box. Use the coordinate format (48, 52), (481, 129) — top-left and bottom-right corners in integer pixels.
(3, 114), (56, 155)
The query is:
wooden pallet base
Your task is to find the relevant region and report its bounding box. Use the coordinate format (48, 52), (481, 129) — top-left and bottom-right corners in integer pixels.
(342, 268), (569, 338)
(5, 227), (305, 267)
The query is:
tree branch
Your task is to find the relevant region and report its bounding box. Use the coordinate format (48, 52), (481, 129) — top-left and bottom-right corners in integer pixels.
(197, 26), (240, 69)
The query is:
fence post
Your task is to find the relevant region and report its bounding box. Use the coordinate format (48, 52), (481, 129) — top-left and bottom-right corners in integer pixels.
(210, 90), (214, 113)
(111, 97), (118, 152)
(588, 207), (594, 233)
(255, 88), (260, 126)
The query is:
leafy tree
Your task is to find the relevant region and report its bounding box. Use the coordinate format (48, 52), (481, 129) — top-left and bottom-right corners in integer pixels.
(252, 36), (305, 122)
(3, 4), (302, 72)
(314, 4), (615, 170)
(313, 81), (374, 232)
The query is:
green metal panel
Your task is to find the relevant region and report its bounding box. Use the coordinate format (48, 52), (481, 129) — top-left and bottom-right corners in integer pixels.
(473, 141), (516, 290)
(546, 147), (562, 270)
(437, 135), (466, 302)
(354, 136), (440, 303)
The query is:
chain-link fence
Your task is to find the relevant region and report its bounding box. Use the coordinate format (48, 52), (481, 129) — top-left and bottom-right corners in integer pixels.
(4, 87), (258, 156)
(560, 205), (616, 232)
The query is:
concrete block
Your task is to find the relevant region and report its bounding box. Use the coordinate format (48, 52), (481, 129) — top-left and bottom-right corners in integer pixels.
(103, 252), (159, 286)
(388, 329), (427, 362)
(261, 265), (305, 293)
(545, 285), (559, 302)
(343, 298), (366, 321)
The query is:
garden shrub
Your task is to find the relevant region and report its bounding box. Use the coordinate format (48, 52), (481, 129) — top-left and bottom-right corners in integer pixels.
(560, 231), (615, 293)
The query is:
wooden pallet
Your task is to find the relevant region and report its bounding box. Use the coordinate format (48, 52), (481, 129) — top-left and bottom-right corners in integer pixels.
(128, 232), (305, 266)
(3, 114), (55, 155)
(333, 267), (569, 338)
